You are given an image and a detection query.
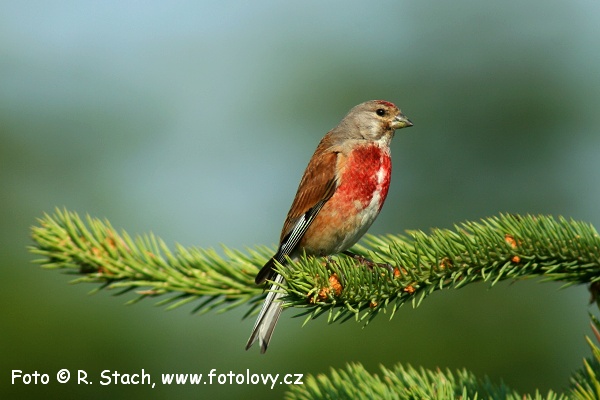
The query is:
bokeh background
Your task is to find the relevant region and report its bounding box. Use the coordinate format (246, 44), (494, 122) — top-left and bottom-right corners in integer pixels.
(2, 1), (600, 398)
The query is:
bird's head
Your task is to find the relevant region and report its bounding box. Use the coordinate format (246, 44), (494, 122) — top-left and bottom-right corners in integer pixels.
(332, 100), (413, 145)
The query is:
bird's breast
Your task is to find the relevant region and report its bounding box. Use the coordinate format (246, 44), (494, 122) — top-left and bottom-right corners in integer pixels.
(336, 144), (391, 212)
(297, 144), (392, 256)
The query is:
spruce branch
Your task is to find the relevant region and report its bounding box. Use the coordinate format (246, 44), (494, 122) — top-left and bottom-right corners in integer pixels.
(569, 314), (600, 399)
(283, 213), (600, 324)
(283, 314), (600, 399)
(30, 209), (600, 322)
(29, 209), (600, 398)
(29, 208), (268, 314)
(284, 362), (564, 400)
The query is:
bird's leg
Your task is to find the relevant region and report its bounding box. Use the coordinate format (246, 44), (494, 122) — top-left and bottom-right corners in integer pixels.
(323, 255), (337, 267)
(342, 251), (395, 275)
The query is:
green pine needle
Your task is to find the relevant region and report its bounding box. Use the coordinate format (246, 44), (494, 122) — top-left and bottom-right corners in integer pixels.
(281, 214), (600, 324)
(30, 208), (264, 314)
(285, 362), (564, 400)
(28, 208), (600, 398)
(30, 209), (600, 321)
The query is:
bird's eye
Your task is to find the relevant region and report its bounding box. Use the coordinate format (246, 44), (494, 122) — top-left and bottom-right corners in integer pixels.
(376, 108), (386, 116)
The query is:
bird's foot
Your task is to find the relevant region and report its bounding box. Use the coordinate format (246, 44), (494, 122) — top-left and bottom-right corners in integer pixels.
(342, 251), (395, 275)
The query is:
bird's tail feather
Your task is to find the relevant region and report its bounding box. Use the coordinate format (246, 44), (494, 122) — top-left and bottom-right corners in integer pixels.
(245, 273), (285, 353)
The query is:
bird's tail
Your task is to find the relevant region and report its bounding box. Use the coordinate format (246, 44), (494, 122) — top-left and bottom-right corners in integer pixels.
(245, 273), (285, 353)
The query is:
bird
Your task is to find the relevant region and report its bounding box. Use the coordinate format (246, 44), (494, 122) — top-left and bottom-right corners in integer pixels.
(245, 100), (413, 353)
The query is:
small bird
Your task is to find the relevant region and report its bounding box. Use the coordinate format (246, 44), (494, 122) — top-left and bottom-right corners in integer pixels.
(246, 100), (413, 353)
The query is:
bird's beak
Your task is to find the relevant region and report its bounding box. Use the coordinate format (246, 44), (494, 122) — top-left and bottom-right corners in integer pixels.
(392, 113), (413, 129)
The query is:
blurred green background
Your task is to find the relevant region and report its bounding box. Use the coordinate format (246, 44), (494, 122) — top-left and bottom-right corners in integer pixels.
(2, 1), (599, 398)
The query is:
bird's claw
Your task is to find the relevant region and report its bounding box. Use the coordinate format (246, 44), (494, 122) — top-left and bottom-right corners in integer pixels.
(342, 251), (395, 275)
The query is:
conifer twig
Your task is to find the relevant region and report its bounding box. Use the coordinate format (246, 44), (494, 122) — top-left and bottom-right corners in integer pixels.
(282, 214), (600, 324)
(30, 210), (600, 321)
(30, 209), (267, 314)
(284, 362), (563, 400)
(283, 313), (600, 399)
(29, 209), (600, 398)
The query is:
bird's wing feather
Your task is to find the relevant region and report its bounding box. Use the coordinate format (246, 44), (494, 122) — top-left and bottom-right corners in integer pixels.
(254, 144), (340, 284)
(280, 150), (339, 241)
(276, 175), (336, 259)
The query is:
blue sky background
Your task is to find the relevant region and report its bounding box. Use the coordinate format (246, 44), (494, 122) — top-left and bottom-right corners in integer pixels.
(2, 1), (600, 398)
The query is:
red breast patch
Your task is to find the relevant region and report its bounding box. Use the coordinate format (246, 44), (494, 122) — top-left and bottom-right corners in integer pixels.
(337, 145), (391, 211)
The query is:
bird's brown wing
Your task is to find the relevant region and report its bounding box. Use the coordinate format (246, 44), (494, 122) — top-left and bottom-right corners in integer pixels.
(255, 140), (341, 284)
